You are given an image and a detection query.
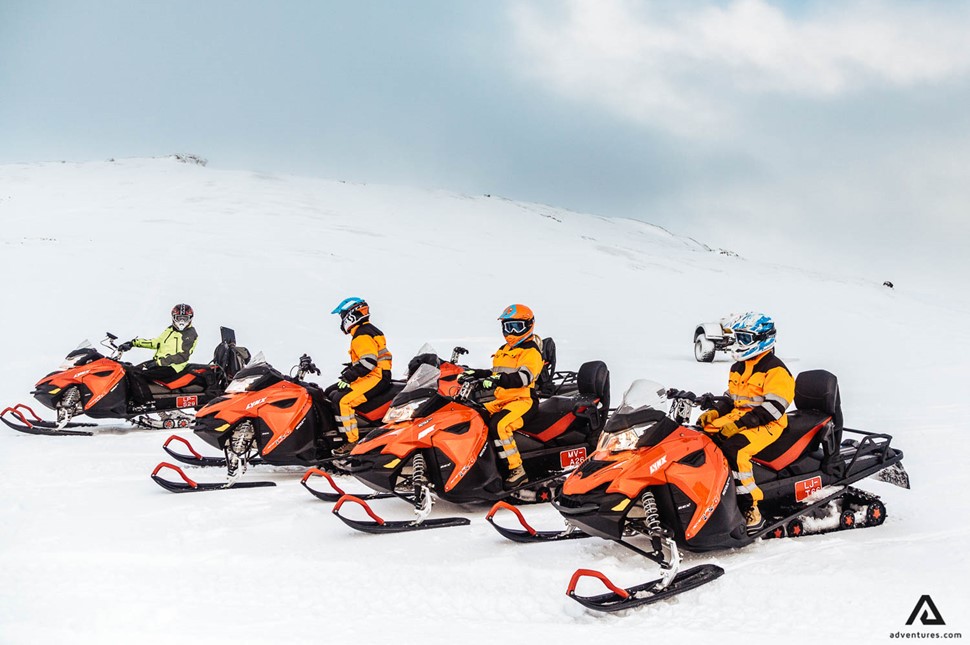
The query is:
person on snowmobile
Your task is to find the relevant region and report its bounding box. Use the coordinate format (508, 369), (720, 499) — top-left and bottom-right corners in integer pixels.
(697, 312), (794, 534)
(119, 303), (199, 407)
(328, 297), (393, 455)
(458, 304), (544, 487)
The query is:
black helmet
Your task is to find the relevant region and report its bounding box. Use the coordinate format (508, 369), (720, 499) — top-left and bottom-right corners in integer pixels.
(171, 303), (194, 331)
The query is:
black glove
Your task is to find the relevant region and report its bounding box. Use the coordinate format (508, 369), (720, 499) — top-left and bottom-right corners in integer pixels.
(299, 354), (320, 375)
(457, 369), (491, 383)
(118, 341), (134, 352)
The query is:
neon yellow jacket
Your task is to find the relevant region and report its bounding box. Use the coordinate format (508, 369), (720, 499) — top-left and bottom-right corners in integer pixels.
(132, 326), (199, 372)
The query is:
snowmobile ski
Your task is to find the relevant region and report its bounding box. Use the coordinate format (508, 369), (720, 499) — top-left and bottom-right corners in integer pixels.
(150, 462), (276, 493)
(301, 468), (395, 502)
(331, 494), (470, 534)
(161, 434), (265, 468)
(485, 501), (592, 543)
(566, 564), (725, 612)
(1, 404), (96, 436)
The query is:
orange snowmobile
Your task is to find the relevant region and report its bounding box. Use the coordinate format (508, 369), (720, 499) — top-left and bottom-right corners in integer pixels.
(2, 328), (247, 436)
(151, 352), (405, 493)
(318, 345), (611, 533)
(487, 372), (909, 611)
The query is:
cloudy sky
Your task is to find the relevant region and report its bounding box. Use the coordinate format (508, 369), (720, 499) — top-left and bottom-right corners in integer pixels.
(2, 1), (968, 285)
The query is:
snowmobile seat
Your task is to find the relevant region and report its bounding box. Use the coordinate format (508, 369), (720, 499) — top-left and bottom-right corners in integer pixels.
(518, 395), (595, 446)
(356, 380), (407, 423)
(752, 370), (843, 473)
(149, 365), (212, 392)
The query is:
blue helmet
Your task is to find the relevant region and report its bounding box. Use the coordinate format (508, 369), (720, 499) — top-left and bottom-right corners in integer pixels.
(331, 297), (369, 334)
(730, 312), (776, 361)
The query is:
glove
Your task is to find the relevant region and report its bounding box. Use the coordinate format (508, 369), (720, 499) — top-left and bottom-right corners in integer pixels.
(697, 409), (719, 427)
(118, 341), (134, 352)
(482, 373), (511, 390)
(299, 354), (320, 375)
(457, 369), (490, 383)
(719, 421), (741, 438)
(337, 379), (351, 390)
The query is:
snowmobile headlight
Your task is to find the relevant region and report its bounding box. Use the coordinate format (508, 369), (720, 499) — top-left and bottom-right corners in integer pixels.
(383, 398), (428, 424)
(596, 428), (641, 453)
(226, 374), (261, 394)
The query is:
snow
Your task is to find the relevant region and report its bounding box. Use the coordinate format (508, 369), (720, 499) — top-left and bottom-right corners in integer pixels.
(1, 158), (967, 643)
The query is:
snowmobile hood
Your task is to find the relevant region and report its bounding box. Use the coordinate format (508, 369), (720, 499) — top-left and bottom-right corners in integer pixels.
(352, 400), (489, 492)
(34, 356), (126, 411)
(562, 426), (731, 541)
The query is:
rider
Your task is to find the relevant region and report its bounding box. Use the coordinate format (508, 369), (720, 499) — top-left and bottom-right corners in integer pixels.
(119, 303), (199, 407)
(460, 304), (544, 487)
(328, 298), (393, 455)
(697, 312), (794, 534)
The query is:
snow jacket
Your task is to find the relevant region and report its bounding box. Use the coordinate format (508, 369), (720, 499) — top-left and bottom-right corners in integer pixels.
(340, 323), (393, 383)
(132, 326), (199, 373)
(712, 351), (795, 431)
(490, 338), (544, 405)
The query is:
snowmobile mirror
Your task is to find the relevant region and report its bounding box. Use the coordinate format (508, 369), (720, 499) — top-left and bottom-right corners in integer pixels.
(106, 332), (117, 340)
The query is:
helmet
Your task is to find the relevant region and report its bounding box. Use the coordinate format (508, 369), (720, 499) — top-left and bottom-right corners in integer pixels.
(498, 303), (535, 346)
(171, 303), (194, 331)
(331, 297), (370, 334)
(730, 312), (776, 361)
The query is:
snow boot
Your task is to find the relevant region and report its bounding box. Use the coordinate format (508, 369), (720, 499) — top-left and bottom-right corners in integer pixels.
(506, 465), (528, 488)
(745, 504), (765, 535)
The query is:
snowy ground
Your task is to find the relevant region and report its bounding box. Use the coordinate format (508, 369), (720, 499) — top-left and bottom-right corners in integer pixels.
(1, 158), (967, 644)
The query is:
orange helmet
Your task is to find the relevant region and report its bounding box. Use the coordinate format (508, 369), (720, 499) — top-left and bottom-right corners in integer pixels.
(498, 304), (535, 346)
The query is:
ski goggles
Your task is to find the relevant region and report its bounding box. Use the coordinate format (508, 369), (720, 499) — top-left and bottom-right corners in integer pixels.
(172, 315), (192, 329)
(502, 320), (529, 335)
(734, 331), (767, 345)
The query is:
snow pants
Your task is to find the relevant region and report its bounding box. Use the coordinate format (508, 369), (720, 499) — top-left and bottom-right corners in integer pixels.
(712, 420), (785, 504)
(485, 396), (536, 471)
(329, 372), (389, 442)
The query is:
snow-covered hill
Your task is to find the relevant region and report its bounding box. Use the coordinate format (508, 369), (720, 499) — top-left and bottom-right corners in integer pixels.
(1, 158), (967, 644)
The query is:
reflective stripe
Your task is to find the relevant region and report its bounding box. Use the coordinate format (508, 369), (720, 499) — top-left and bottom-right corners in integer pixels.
(494, 438), (515, 447)
(377, 349), (392, 358)
(497, 447), (520, 459)
(357, 356), (378, 370)
(764, 393), (790, 408)
(493, 366), (517, 374)
(335, 414), (355, 422)
(759, 401), (784, 420)
(731, 392), (765, 404)
(736, 481), (758, 494)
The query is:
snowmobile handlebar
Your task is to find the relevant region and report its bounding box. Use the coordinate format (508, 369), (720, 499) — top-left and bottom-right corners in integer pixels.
(293, 354), (321, 381)
(450, 346), (469, 363)
(100, 332), (125, 360)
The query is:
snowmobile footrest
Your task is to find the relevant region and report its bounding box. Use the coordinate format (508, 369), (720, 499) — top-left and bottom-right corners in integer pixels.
(332, 495), (470, 534)
(486, 501), (591, 543)
(566, 564), (725, 612)
(150, 462), (276, 493)
(1, 404), (95, 436)
(301, 468), (395, 502)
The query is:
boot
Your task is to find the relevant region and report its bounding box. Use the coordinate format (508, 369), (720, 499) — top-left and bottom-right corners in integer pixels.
(505, 465), (528, 488)
(745, 504), (765, 535)
(334, 441), (357, 457)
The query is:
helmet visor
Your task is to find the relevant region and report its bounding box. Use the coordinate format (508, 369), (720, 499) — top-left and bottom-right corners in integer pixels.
(502, 320), (528, 335)
(172, 314), (192, 330)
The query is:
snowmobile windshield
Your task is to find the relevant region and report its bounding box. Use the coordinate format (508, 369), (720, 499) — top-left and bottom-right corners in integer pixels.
(416, 342), (438, 356)
(599, 380), (672, 452)
(393, 363), (440, 405)
(225, 354), (279, 394)
(59, 341), (101, 370)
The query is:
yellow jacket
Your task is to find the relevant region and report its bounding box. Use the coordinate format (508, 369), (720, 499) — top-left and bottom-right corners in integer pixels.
(132, 326), (199, 373)
(714, 351), (795, 431)
(341, 323), (392, 383)
(490, 338), (544, 404)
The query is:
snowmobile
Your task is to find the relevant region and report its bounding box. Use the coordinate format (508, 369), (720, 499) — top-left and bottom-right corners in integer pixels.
(321, 346), (611, 534)
(2, 328), (248, 436)
(693, 315), (738, 362)
(487, 370), (909, 612)
(151, 352), (407, 493)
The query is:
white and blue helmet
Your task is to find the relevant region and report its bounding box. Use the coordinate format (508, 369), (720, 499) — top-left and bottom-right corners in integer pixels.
(730, 312), (776, 361)
(331, 297), (369, 334)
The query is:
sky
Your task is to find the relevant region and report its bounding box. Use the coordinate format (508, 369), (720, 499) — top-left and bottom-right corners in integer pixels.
(2, 0), (968, 286)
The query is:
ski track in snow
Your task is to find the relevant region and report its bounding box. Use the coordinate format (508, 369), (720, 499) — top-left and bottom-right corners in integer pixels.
(1, 158), (968, 644)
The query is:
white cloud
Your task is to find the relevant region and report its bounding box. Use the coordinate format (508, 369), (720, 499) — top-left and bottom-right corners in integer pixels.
(507, 0), (970, 136)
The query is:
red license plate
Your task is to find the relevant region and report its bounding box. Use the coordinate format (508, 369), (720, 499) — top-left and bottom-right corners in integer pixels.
(560, 447), (587, 469)
(795, 476), (822, 501)
(176, 395), (198, 408)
